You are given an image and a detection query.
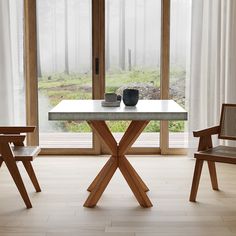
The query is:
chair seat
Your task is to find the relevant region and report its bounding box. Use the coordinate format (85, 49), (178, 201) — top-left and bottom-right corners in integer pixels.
(195, 145), (236, 164)
(0, 146), (41, 161)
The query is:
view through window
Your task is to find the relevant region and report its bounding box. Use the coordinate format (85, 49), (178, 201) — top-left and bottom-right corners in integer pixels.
(35, 0), (191, 150)
(37, 0), (93, 148)
(105, 0), (161, 147)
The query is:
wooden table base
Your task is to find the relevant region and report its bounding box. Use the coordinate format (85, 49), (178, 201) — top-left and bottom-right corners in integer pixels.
(83, 120), (153, 208)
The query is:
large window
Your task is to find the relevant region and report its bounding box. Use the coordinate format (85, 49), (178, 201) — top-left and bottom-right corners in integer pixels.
(37, 0), (93, 149)
(24, 0), (191, 155)
(105, 0), (161, 148)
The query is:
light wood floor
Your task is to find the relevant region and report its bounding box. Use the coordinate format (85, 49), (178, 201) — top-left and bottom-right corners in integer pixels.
(1, 156), (236, 236)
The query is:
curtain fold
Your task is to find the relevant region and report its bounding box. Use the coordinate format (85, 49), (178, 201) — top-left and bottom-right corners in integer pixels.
(0, 0), (25, 125)
(189, 0), (236, 152)
(0, 0), (14, 123)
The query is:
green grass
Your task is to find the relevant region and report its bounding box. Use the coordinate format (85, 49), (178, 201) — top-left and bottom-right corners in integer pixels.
(105, 69), (161, 89)
(39, 68), (186, 133)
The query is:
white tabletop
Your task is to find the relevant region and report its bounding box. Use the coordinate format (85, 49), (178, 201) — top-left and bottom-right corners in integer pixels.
(48, 100), (187, 121)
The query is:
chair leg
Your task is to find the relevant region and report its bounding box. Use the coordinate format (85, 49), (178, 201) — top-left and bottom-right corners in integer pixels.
(189, 159), (204, 202)
(0, 160), (3, 168)
(22, 161), (41, 192)
(207, 161), (219, 190)
(4, 159), (32, 208)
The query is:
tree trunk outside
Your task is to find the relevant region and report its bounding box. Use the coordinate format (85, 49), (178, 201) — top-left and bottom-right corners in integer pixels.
(36, 10), (42, 78)
(89, 0), (92, 71)
(128, 49), (132, 71)
(119, 0), (125, 70)
(143, 0), (146, 66)
(64, 0), (69, 74)
(106, 0), (110, 71)
(53, 1), (57, 72)
(134, 0), (137, 67)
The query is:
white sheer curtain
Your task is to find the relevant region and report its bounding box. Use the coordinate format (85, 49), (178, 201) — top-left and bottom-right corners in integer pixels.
(188, 0), (236, 151)
(0, 0), (25, 125)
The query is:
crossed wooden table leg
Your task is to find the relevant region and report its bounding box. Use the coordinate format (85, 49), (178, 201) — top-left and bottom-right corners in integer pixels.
(83, 120), (153, 208)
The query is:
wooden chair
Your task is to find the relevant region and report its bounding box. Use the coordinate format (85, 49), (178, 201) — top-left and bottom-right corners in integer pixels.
(0, 126), (41, 208)
(189, 104), (236, 202)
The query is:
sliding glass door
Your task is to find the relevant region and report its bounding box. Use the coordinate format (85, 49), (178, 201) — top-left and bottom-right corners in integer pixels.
(24, 0), (190, 155)
(105, 0), (161, 151)
(36, 0), (95, 151)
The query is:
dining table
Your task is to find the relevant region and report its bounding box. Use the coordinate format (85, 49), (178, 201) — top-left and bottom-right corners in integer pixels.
(49, 99), (187, 208)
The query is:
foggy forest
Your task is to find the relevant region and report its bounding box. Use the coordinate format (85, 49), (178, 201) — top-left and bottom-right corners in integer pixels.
(37, 0), (191, 75)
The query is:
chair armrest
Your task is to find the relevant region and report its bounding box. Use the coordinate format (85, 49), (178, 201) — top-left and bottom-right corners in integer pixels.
(0, 126), (35, 134)
(0, 134), (26, 143)
(193, 126), (220, 137)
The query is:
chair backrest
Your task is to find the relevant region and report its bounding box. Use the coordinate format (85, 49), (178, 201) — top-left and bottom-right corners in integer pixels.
(219, 104), (236, 140)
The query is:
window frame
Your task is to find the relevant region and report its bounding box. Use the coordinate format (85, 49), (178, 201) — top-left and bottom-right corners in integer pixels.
(24, 0), (187, 155)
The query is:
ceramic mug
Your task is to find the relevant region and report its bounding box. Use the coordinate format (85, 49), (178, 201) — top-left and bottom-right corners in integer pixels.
(123, 89), (139, 106)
